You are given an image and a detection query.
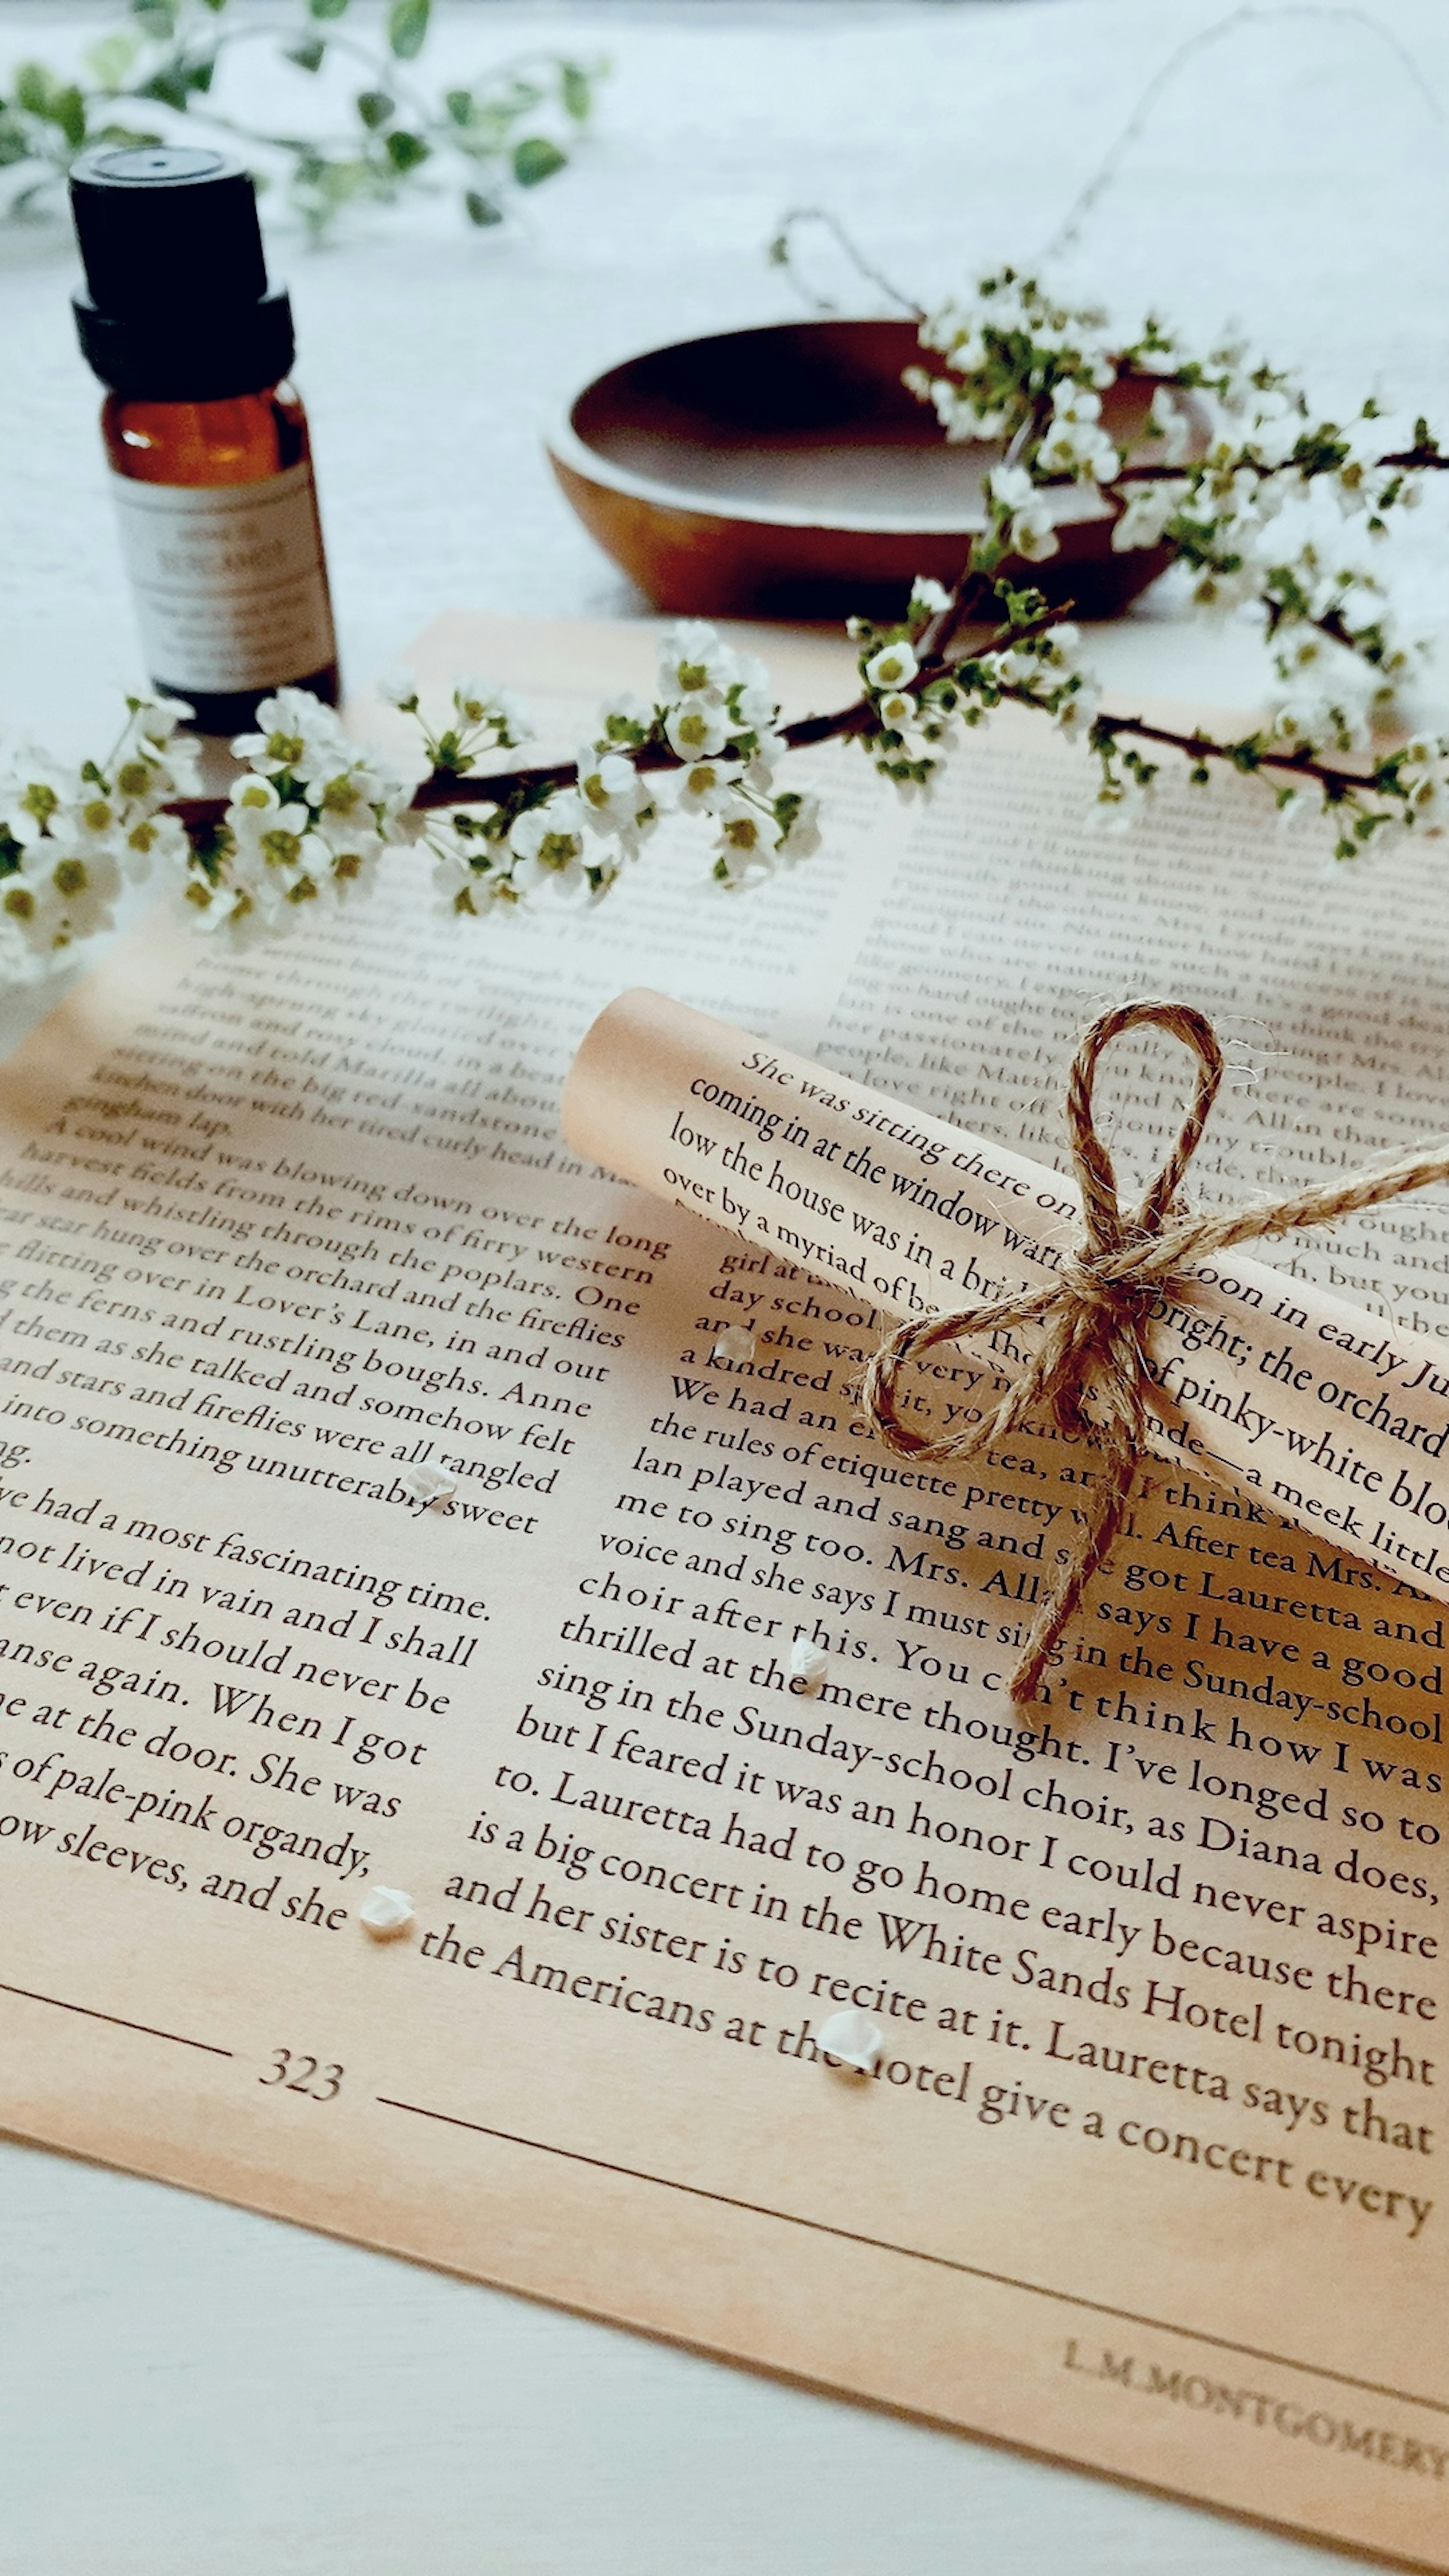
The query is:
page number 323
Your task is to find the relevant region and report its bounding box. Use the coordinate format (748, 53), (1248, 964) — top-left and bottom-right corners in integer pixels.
(260, 2048), (343, 2101)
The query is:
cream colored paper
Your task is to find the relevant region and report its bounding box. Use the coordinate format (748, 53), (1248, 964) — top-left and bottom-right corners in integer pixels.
(563, 989), (1449, 1603)
(0, 616), (1444, 2570)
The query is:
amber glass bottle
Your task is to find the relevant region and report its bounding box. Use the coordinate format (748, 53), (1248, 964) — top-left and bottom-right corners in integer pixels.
(70, 144), (338, 735)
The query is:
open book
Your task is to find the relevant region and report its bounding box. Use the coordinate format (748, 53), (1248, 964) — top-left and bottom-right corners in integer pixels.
(0, 615), (1443, 2567)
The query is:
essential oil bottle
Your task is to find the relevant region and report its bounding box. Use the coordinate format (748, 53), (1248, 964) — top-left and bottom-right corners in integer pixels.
(69, 143), (339, 735)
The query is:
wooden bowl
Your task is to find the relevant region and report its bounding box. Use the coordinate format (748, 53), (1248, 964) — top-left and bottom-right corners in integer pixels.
(548, 318), (1203, 621)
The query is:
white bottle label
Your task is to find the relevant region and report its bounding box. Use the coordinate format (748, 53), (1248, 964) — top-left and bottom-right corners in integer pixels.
(109, 460), (337, 697)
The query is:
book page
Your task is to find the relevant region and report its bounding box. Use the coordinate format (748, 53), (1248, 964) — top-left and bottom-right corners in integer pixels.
(0, 616), (1443, 2568)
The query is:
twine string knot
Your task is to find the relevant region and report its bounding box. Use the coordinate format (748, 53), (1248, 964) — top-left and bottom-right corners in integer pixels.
(859, 1000), (1449, 1708)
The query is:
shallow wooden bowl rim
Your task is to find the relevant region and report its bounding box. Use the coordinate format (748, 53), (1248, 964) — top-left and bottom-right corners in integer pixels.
(546, 320), (1091, 540)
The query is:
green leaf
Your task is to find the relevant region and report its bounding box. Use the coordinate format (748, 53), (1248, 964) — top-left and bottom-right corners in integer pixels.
(512, 134), (566, 188)
(14, 63), (54, 116)
(356, 89), (393, 130)
(138, 64), (192, 110)
(10, 65), (86, 146)
(310, 0), (351, 15)
(287, 36), (326, 74)
(560, 61), (591, 121)
(85, 30), (142, 91)
(54, 82), (86, 148)
(444, 87), (472, 128)
(94, 120), (165, 149)
(129, 0), (179, 33)
(136, 45), (217, 110)
(465, 188), (503, 226)
(386, 0), (430, 61)
(385, 128), (429, 172)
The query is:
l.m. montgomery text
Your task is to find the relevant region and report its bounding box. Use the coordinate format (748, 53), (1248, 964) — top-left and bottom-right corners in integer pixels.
(1063, 2342), (1446, 2477)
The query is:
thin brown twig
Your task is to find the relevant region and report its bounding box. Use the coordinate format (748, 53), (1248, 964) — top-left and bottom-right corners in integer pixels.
(1086, 709), (1373, 797)
(160, 575), (1406, 847)
(1066, 444), (1447, 486)
(162, 579), (1024, 837)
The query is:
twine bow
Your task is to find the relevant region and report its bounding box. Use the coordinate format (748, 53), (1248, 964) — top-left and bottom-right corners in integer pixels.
(860, 1000), (1449, 1707)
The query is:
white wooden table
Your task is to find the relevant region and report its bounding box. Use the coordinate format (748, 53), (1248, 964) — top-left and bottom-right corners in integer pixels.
(2, 5), (1445, 2567)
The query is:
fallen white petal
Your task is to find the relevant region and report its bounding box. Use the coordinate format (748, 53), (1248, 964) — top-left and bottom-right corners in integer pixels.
(359, 1884), (415, 1938)
(817, 2008), (883, 2073)
(719, 1322), (755, 1362)
(403, 1462), (456, 1510)
(790, 1636), (828, 1692)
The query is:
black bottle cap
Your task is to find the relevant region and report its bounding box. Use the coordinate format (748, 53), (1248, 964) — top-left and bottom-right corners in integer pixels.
(70, 144), (295, 401)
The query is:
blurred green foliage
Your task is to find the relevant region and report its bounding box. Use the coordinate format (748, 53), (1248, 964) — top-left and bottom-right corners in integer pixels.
(0, 0), (603, 237)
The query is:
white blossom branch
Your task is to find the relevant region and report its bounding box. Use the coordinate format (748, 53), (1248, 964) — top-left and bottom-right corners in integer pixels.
(3, 269), (1445, 972)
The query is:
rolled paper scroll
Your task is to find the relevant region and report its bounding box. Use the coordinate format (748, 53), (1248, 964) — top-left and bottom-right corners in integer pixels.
(562, 989), (1449, 1639)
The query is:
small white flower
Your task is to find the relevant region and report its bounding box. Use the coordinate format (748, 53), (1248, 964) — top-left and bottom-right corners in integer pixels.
(122, 807), (189, 879)
(779, 788), (822, 856)
(290, 735), (364, 797)
(1037, 416), (1120, 484)
(1049, 378), (1102, 423)
(816, 2007), (883, 2073)
(315, 822), (384, 895)
(1147, 385), (1193, 466)
(1088, 778), (1153, 834)
(744, 729), (786, 792)
(1402, 767), (1446, 830)
(227, 794), (315, 871)
(997, 480), (1060, 561)
(232, 687), (345, 777)
(0, 756), (69, 847)
(229, 774), (281, 819)
(712, 795), (781, 883)
(877, 689), (917, 732)
(509, 793), (590, 897)
(378, 666), (420, 712)
(451, 672), (491, 722)
(426, 815), (508, 921)
(1054, 683), (1101, 744)
(48, 840), (122, 943)
(577, 745), (644, 825)
(1111, 481), (1187, 553)
(732, 666), (779, 735)
(988, 462), (1034, 514)
(665, 697), (731, 762)
(659, 620), (737, 701)
(910, 575), (954, 617)
(55, 787), (120, 844)
(598, 691), (652, 746)
(127, 688), (193, 738)
(864, 640), (919, 692)
(676, 759), (741, 818)
(510, 794), (585, 858)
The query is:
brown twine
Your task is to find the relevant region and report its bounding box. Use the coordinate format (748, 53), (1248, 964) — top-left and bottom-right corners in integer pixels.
(859, 1000), (1449, 1708)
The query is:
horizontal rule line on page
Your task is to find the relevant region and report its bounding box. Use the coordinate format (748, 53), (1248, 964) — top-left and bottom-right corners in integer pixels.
(374, 2095), (1446, 2420)
(0, 1979), (233, 2059)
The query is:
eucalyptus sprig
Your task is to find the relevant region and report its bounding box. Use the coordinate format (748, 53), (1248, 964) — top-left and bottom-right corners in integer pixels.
(2, 271), (1445, 977)
(0, 0), (601, 238)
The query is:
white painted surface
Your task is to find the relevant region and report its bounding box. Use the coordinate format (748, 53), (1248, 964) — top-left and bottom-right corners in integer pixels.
(1, 5), (1444, 2566)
